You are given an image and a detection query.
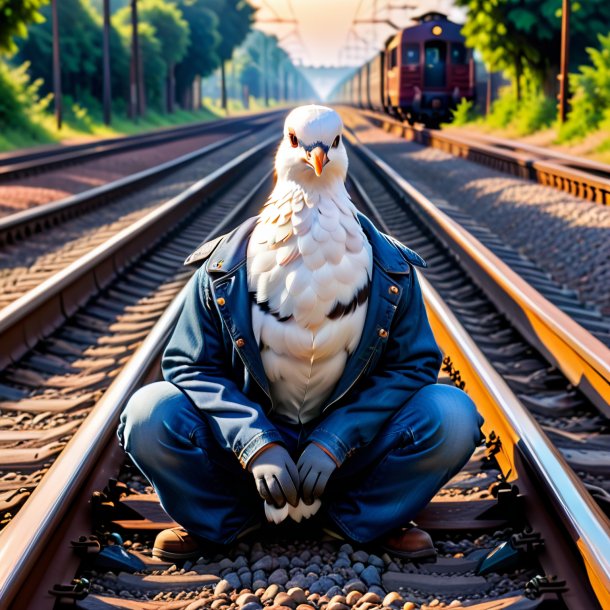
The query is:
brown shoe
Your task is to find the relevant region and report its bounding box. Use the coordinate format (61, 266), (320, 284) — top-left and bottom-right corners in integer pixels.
(152, 527), (204, 561)
(381, 525), (437, 561)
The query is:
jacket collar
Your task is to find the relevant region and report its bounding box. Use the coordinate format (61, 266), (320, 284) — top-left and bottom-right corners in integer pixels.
(206, 212), (425, 277)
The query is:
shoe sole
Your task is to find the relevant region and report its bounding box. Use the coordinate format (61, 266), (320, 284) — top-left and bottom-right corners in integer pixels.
(152, 546), (202, 562)
(380, 545), (438, 562)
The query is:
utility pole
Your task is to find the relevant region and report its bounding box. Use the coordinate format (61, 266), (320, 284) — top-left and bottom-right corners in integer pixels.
(51, 0), (62, 130)
(558, 0), (570, 123)
(102, 0), (112, 125)
(129, 0), (142, 119)
(263, 37), (269, 107)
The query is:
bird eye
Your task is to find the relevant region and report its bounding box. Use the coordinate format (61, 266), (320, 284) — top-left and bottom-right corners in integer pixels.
(289, 132), (298, 148)
(332, 135), (340, 148)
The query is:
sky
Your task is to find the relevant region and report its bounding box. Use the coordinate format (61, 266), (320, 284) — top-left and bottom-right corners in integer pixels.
(249, 0), (465, 68)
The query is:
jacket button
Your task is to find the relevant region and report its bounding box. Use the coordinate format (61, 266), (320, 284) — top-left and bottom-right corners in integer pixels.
(379, 328), (388, 339)
(216, 297), (225, 306)
(389, 285), (399, 294)
(235, 338), (246, 348)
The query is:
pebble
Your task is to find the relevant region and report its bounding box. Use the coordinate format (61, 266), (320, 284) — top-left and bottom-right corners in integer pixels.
(340, 544), (354, 554)
(368, 585), (387, 598)
(296, 606), (314, 610)
(253, 580), (267, 591)
(403, 603), (415, 610)
(333, 557), (351, 569)
(288, 588), (308, 604)
(429, 600), (440, 607)
(269, 569), (289, 586)
(344, 579), (367, 594)
(351, 550), (369, 563)
(224, 572), (242, 590)
(237, 593), (260, 606)
(262, 584), (281, 602)
(345, 591), (363, 605)
(367, 554), (384, 568)
(253, 570), (266, 582)
(325, 585), (344, 598)
(275, 592), (297, 608)
(382, 592), (403, 607)
(241, 602), (263, 610)
(309, 577), (336, 594)
(252, 556), (274, 572)
(328, 604), (350, 610)
(359, 566), (382, 587)
(211, 600), (226, 610)
(214, 580), (233, 596)
(305, 563), (322, 575)
(352, 562), (365, 575)
(357, 592), (382, 606)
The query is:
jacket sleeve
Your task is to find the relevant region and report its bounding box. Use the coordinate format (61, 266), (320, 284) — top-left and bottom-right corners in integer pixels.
(308, 268), (442, 466)
(162, 266), (283, 468)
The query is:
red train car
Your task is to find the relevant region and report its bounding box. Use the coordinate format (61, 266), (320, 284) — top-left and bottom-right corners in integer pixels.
(385, 12), (474, 125)
(332, 12), (475, 127)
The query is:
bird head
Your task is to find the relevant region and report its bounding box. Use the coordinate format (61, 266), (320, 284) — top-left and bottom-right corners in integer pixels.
(275, 105), (348, 188)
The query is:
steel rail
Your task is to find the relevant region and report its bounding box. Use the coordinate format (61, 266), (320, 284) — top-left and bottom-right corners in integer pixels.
(0, 127), (253, 247)
(0, 134), (278, 370)
(0, 166), (275, 609)
(353, 171), (610, 607)
(352, 107), (610, 206)
(0, 110), (284, 180)
(344, 129), (610, 416)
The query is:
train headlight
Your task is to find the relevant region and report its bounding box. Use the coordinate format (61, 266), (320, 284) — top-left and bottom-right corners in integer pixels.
(432, 25), (443, 36)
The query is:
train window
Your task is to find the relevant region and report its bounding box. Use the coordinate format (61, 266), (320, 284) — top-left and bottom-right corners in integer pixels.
(424, 40), (446, 87)
(403, 44), (420, 65)
(451, 43), (467, 65)
(388, 47), (398, 69)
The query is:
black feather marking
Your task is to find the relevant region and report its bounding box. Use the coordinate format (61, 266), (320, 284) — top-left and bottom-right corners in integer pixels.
(328, 282), (370, 320)
(251, 292), (293, 322)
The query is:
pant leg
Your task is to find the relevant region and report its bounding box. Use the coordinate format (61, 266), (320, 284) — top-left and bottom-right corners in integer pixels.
(325, 383), (484, 543)
(118, 381), (263, 545)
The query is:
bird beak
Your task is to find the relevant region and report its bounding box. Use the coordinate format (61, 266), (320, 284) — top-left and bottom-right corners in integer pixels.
(307, 147), (329, 177)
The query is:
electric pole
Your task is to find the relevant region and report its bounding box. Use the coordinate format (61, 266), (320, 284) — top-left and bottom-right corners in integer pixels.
(129, 0), (142, 119)
(558, 0), (570, 123)
(51, 0), (62, 130)
(102, 0), (112, 125)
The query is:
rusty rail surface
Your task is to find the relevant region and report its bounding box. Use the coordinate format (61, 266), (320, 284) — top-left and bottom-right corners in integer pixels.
(0, 163), (275, 610)
(353, 108), (610, 206)
(345, 129), (610, 417)
(350, 171), (610, 609)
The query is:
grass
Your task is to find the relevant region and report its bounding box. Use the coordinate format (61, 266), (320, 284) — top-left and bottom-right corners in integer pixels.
(0, 102), (224, 153)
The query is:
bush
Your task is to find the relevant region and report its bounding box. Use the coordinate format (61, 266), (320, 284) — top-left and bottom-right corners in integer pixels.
(558, 32), (610, 142)
(0, 60), (52, 148)
(449, 98), (477, 126)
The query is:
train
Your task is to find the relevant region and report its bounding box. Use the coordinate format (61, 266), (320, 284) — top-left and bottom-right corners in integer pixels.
(332, 12), (476, 127)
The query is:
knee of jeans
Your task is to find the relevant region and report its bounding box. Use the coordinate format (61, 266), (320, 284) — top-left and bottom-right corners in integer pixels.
(118, 381), (192, 454)
(413, 384), (483, 462)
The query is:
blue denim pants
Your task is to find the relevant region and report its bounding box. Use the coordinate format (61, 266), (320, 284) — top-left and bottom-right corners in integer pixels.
(118, 381), (483, 544)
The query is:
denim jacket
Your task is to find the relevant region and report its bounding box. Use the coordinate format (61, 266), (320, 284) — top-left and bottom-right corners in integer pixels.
(162, 212), (442, 469)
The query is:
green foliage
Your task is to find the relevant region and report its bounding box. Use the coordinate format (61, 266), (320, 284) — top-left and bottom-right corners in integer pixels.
(207, 0), (254, 63)
(175, 0), (220, 106)
(449, 98), (477, 126)
(0, 0), (49, 55)
(558, 33), (610, 141)
(455, 0), (610, 89)
(138, 0), (189, 68)
(0, 60), (52, 147)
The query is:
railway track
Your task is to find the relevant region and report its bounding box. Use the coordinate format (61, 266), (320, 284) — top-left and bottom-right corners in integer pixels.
(0, 119), (281, 320)
(0, 110), (284, 183)
(0, 122), (608, 608)
(353, 107), (610, 207)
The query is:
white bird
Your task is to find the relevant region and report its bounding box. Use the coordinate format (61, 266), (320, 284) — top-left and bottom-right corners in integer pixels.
(247, 105), (372, 424)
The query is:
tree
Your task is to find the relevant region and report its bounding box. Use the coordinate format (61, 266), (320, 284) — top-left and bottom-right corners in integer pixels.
(0, 0), (49, 55)
(16, 0), (102, 102)
(137, 0), (189, 112)
(175, 0), (220, 110)
(455, 0), (610, 98)
(207, 0), (254, 111)
(113, 7), (166, 112)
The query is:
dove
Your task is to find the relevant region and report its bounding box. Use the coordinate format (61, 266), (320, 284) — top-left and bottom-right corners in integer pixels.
(247, 105), (372, 425)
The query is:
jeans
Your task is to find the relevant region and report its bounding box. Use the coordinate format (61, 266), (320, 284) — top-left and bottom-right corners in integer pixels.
(118, 381), (483, 544)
